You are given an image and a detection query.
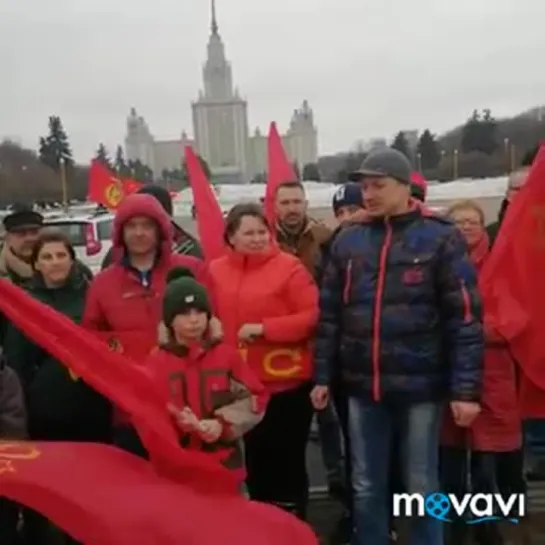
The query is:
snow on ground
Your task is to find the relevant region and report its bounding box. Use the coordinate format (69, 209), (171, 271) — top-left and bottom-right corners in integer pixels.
(172, 176), (507, 217)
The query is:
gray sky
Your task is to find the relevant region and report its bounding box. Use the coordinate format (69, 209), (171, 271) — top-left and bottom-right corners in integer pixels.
(1, 0), (544, 162)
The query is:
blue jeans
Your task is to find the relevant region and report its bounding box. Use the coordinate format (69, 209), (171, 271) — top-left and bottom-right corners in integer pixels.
(348, 398), (443, 545)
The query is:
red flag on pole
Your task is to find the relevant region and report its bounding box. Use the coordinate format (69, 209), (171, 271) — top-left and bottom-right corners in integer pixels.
(87, 161), (142, 209)
(265, 122), (297, 226)
(479, 145), (545, 417)
(1, 441), (317, 545)
(184, 146), (226, 262)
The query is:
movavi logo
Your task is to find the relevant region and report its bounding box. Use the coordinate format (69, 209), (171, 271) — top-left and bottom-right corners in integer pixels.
(393, 493), (525, 524)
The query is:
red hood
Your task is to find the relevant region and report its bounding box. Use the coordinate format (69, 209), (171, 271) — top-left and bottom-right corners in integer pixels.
(411, 171), (428, 200)
(112, 193), (173, 257)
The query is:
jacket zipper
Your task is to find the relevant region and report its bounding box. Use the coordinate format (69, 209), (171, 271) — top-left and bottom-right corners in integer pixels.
(371, 220), (393, 401)
(460, 280), (472, 323)
(236, 258), (247, 355)
(343, 259), (353, 304)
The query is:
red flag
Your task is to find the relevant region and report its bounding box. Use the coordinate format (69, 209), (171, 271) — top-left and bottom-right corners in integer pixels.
(479, 145), (545, 417)
(87, 161), (142, 209)
(184, 146), (226, 262)
(124, 178), (144, 195)
(1, 441), (317, 545)
(0, 279), (239, 495)
(265, 122), (297, 226)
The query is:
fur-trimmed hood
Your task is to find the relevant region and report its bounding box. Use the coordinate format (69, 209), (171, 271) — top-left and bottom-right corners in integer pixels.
(0, 243), (33, 283)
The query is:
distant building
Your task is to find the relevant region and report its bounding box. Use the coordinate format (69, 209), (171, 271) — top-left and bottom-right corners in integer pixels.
(360, 138), (388, 153)
(125, 1), (318, 183)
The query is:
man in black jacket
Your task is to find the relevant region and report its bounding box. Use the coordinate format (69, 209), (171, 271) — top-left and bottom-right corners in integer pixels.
(316, 183), (364, 545)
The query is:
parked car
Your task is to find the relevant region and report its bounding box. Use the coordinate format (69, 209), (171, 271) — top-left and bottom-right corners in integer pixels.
(45, 209), (114, 273)
(191, 204), (229, 219)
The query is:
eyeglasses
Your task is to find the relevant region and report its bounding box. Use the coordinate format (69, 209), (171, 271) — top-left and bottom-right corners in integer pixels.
(454, 219), (481, 227)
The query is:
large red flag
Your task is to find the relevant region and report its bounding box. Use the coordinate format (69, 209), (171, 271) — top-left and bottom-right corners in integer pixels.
(87, 161), (143, 209)
(265, 122), (297, 226)
(0, 441), (317, 545)
(0, 279), (239, 495)
(184, 146), (226, 262)
(479, 145), (545, 417)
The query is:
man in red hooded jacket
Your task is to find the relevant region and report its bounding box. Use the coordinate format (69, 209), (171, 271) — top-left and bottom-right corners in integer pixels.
(82, 193), (217, 455)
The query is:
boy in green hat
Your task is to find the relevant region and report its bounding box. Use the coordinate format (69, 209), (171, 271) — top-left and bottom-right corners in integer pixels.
(145, 267), (267, 473)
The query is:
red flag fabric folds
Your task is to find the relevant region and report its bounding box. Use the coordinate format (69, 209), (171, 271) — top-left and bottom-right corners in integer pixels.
(265, 122), (297, 226)
(87, 161), (143, 209)
(479, 145), (545, 417)
(0, 441), (318, 545)
(184, 146), (226, 262)
(0, 279), (239, 495)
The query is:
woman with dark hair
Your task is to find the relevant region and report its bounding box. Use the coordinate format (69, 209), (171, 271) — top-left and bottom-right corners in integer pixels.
(3, 229), (111, 545)
(207, 203), (319, 520)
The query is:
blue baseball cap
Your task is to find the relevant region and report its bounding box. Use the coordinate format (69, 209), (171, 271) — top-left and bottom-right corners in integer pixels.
(332, 183), (364, 213)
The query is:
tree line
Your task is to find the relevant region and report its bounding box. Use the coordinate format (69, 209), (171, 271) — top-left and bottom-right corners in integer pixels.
(0, 107), (544, 205)
(323, 108), (545, 184)
(0, 116), (216, 206)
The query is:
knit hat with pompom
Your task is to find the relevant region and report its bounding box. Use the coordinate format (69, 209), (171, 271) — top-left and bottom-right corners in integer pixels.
(162, 267), (211, 326)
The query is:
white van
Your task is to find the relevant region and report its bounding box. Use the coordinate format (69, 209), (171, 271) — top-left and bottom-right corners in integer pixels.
(45, 210), (114, 273)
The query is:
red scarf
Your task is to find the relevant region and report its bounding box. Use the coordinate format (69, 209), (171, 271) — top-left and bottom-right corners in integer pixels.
(468, 231), (490, 273)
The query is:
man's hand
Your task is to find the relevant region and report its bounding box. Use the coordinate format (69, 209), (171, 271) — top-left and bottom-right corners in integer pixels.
(450, 401), (481, 427)
(310, 385), (329, 410)
(238, 323), (264, 342)
(198, 419), (223, 443)
(168, 404), (200, 433)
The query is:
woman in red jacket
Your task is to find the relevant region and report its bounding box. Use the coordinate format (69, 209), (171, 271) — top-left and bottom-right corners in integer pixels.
(208, 202), (319, 520)
(442, 199), (524, 545)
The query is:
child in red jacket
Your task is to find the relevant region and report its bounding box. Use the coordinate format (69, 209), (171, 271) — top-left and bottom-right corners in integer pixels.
(145, 267), (268, 474)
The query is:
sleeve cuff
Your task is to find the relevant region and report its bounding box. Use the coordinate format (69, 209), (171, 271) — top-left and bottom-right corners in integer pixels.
(450, 392), (481, 403)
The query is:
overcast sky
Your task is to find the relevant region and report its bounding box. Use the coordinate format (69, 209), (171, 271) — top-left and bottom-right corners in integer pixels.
(1, 0), (544, 162)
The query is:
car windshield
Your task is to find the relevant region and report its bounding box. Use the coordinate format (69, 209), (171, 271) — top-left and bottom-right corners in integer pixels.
(48, 221), (86, 246)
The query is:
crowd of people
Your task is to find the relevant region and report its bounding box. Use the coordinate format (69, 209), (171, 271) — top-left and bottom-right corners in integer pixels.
(0, 147), (537, 545)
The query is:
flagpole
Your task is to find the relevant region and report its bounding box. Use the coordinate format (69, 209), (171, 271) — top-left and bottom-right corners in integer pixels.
(60, 158), (68, 210)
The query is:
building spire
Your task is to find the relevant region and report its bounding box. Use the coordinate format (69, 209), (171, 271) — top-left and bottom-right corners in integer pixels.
(211, 0), (218, 35)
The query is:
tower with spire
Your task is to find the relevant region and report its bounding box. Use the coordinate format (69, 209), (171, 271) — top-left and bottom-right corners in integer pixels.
(192, 0), (250, 182)
(123, 3), (319, 183)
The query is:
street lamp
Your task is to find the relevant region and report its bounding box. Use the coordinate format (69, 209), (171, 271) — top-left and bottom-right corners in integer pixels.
(453, 149), (459, 180)
(510, 143), (516, 172)
(416, 152), (422, 173)
(503, 138), (510, 173)
(59, 157), (68, 210)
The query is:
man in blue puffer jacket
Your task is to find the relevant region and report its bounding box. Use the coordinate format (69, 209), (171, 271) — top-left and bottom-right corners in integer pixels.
(310, 148), (484, 545)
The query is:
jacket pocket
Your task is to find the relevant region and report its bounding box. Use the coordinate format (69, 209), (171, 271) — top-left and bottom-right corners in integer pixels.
(394, 251), (435, 288)
(201, 369), (232, 414)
